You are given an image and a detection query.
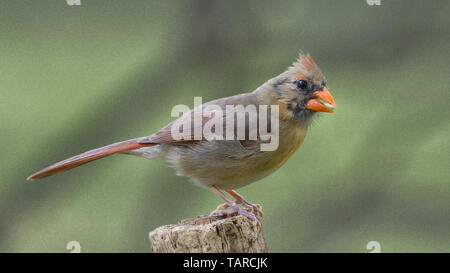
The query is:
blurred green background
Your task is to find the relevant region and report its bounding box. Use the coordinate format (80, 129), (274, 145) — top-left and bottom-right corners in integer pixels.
(1, 0), (449, 252)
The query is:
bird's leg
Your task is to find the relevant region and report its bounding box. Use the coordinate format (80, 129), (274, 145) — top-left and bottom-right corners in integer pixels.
(209, 186), (260, 224)
(225, 190), (264, 217)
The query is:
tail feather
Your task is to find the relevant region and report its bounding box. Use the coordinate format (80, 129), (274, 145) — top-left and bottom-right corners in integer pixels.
(27, 138), (154, 180)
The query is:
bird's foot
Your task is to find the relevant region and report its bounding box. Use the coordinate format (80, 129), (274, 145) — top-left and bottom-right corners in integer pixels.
(239, 200), (263, 218)
(210, 202), (261, 227)
(224, 190), (264, 218)
(212, 201), (263, 218)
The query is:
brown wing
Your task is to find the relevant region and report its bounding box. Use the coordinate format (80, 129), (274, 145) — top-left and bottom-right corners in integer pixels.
(137, 111), (216, 145)
(139, 99), (267, 151)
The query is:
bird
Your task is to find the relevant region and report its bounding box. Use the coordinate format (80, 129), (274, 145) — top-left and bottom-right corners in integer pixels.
(27, 51), (336, 225)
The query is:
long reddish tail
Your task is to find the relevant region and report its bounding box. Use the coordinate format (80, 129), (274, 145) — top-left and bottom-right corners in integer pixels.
(27, 138), (154, 180)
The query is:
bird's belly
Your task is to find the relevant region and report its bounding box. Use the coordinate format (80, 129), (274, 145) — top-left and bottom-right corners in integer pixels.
(164, 126), (307, 189)
(176, 154), (287, 189)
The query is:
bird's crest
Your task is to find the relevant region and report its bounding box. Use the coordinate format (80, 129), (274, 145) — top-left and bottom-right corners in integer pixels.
(297, 51), (317, 71)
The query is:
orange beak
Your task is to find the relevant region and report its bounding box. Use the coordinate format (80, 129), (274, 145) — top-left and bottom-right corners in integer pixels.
(305, 87), (336, 113)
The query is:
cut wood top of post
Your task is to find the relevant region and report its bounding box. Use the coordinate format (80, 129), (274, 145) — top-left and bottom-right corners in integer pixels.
(149, 211), (267, 253)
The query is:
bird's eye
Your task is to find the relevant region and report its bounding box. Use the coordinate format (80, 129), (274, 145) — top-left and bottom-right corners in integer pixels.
(294, 79), (308, 90)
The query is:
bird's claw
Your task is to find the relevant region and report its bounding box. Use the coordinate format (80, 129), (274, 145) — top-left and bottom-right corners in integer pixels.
(212, 202), (263, 218)
(213, 203), (229, 211)
(241, 202), (263, 218)
(210, 203), (261, 228)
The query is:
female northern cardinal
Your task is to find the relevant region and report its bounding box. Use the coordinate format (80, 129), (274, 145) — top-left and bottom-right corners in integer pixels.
(28, 52), (336, 224)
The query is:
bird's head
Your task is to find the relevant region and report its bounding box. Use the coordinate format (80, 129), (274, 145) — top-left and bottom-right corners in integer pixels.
(269, 52), (336, 123)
